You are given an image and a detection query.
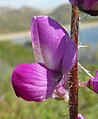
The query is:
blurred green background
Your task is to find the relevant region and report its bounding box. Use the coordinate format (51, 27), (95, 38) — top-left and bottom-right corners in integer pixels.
(0, 1), (98, 119)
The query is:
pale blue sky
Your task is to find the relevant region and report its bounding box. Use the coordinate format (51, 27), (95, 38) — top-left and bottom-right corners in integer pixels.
(0, 0), (69, 9)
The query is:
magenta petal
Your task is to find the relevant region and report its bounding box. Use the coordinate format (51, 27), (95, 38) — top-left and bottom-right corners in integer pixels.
(69, 0), (98, 10)
(69, 0), (98, 16)
(92, 71), (98, 93)
(87, 71), (98, 93)
(12, 63), (61, 102)
(31, 16), (77, 74)
(69, 0), (78, 6)
(52, 75), (69, 101)
(77, 114), (86, 119)
(83, 0), (98, 10)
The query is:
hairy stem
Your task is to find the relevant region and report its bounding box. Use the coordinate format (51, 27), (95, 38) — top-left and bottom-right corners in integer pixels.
(78, 63), (94, 78)
(68, 5), (79, 119)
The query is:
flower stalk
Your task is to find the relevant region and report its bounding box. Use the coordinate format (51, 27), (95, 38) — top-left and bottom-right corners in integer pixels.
(78, 82), (88, 88)
(68, 5), (79, 119)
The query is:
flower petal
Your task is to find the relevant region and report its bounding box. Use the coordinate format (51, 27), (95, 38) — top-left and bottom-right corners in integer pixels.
(87, 71), (98, 93)
(93, 71), (98, 93)
(77, 114), (86, 119)
(52, 75), (69, 102)
(31, 16), (77, 74)
(83, 0), (98, 10)
(91, 1), (98, 11)
(12, 63), (61, 102)
(69, 0), (78, 6)
(69, 0), (98, 16)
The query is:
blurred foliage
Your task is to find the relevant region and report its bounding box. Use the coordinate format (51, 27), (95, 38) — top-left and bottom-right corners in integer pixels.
(79, 46), (98, 65)
(0, 41), (34, 66)
(0, 41), (98, 119)
(0, 4), (98, 33)
(49, 4), (71, 25)
(49, 4), (98, 25)
(0, 7), (41, 33)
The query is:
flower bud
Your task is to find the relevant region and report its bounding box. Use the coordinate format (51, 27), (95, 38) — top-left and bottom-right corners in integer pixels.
(87, 71), (98, 93)
(77, 113), (86, 119)
(69, 0), (98, 16)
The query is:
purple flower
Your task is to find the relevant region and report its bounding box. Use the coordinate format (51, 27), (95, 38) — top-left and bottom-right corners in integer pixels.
(69, 0), (98, 16)
(52, 75), (69, 101)
(77, 114), (86, 119)
(12, 16), (77, 102)
(87, 71), (98, 93)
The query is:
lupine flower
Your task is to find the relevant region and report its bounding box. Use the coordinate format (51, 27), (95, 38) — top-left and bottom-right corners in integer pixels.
(69, 0), (98, 16)
(87, 71), (98, 93)
(77, 114), (86, 119)
(12, 16), (77, 102)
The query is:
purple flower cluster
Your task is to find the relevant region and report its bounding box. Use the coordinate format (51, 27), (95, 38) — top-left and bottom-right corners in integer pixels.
(69, 0), (98, 16)
(12, 16), (77, 102)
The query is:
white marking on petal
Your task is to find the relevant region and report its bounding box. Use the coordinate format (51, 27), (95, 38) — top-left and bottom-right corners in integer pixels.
(32, 34), (44, 63)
